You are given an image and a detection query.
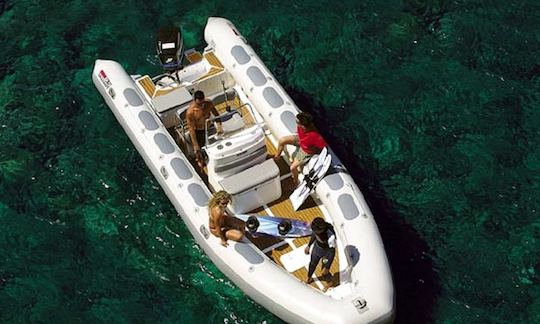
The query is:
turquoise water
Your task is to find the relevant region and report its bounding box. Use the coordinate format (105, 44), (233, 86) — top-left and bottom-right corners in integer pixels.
(1, 0), (539, 322)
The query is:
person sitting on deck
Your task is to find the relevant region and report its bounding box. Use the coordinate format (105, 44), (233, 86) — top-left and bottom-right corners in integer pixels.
(186, 90), (222, 169)
(304, 217), (336, 284)
(208, 191), (245, 247)
(274, 112), (327, 185)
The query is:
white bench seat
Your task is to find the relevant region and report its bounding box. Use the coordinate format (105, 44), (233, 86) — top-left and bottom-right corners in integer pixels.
(219, 159), (281, 213)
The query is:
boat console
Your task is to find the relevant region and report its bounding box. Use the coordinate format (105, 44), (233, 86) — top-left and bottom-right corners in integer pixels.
(143, 57), (282, 214)
(205, 107), (281, 213)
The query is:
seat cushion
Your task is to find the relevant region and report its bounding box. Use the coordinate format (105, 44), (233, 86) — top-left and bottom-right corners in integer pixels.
(219, 159), (279, 195)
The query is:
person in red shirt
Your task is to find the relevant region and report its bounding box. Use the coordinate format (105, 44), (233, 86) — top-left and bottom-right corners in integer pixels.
(274, 112), (327, 185)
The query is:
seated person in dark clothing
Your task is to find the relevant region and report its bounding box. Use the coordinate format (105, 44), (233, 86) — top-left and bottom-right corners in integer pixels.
(304, 217), (336, 284)
(186, 90), (222, 168)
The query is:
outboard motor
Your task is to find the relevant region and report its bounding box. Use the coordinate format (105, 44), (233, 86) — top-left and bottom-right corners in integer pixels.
(156, 25), (184, 71)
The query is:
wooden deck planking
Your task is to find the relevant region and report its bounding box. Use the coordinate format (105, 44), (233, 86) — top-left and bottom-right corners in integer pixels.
(205, 51), (224, 69)
(215, 95), (242, 114)
(186, 50), (203, 63)
(137, 76), (155, 98)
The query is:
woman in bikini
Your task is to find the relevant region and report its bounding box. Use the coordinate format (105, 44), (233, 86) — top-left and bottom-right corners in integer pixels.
(208, 191), (245, 247)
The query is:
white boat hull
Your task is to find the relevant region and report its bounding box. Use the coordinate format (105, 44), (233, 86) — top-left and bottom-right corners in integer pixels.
(92, 17), (394, 324)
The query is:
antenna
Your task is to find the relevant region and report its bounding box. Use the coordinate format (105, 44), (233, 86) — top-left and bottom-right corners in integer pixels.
(221, 79), (231, 112)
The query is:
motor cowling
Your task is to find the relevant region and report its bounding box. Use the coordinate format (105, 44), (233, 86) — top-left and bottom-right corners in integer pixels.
(156, 25), (184, 71)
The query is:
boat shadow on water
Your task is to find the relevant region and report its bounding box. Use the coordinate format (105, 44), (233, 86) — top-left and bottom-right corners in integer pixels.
(289, 90), (440, 324)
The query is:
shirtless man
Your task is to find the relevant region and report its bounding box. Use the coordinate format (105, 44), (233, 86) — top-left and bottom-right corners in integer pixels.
(186, 90), (222, 168)
(208, 191), (245, 247)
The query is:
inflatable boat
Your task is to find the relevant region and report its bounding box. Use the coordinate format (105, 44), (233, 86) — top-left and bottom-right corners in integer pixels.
(92, 17), (394, 323)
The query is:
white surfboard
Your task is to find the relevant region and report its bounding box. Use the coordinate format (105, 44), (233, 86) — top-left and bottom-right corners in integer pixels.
(290, 148), (332, 211)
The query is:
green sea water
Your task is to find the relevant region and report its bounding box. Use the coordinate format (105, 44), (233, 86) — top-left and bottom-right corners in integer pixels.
(1, 0), (539, 323)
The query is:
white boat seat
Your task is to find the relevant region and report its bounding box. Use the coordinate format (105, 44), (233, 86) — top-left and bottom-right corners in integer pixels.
(219, 158), (279, 195)
(220, 111), (245, 134)
(152, 86), (192, 113)
(218, 158), (281, 213)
